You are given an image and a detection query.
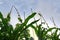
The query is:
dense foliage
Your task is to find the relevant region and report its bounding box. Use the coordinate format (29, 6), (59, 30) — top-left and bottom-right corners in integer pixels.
(0, 6), (60, 40)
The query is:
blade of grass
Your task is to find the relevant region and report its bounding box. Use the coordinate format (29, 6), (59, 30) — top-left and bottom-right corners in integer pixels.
(38, 13), (49, 28)
(13, 6), (22, 23)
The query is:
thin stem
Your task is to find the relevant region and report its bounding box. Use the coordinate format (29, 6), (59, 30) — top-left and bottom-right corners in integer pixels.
(24, 11), (25, 20)
(9, 6), (13, 14)
(38, 13), (49, 28)
(50, 17), (57, 27)
(13, 6), (21, 18)
(31, 8), (33, 13)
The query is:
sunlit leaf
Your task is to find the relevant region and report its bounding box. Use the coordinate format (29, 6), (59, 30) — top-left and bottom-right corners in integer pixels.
(24, 12), (36, 25)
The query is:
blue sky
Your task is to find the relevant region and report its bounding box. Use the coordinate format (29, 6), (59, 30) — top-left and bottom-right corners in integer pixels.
(0, 0), (60, 28)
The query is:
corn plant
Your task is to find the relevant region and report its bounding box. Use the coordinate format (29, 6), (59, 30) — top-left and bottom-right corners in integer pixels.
(0, 12), (13, 40)
(0, 6), (60, 40)
(0, 11), (39, 40)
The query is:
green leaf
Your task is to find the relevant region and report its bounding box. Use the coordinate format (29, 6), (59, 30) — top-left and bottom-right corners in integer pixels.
(18, 17), (22, 23)
(7, 13), (10, 22)
(20, 19), (40, 35)
(24, 12), (36, 25)
(7, 13), (10, 18)
(0, 12), (3, 19)
(44, 27), (57, 35)
(14, 19), (39, 40)
(30, 25), (37, 35)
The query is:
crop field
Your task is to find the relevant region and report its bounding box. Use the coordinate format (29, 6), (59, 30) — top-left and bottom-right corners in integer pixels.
(0, 6), (60, 40)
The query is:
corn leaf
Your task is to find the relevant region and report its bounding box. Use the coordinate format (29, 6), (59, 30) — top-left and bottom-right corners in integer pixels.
(24, 12), (36, 25)
(18, 17), (22, 23)
(0, 12), (3, 19)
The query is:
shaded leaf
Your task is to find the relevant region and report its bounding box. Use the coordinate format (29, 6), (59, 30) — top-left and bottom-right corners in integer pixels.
(18, 17), (22, 23)
(0, 12), (3, 19)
